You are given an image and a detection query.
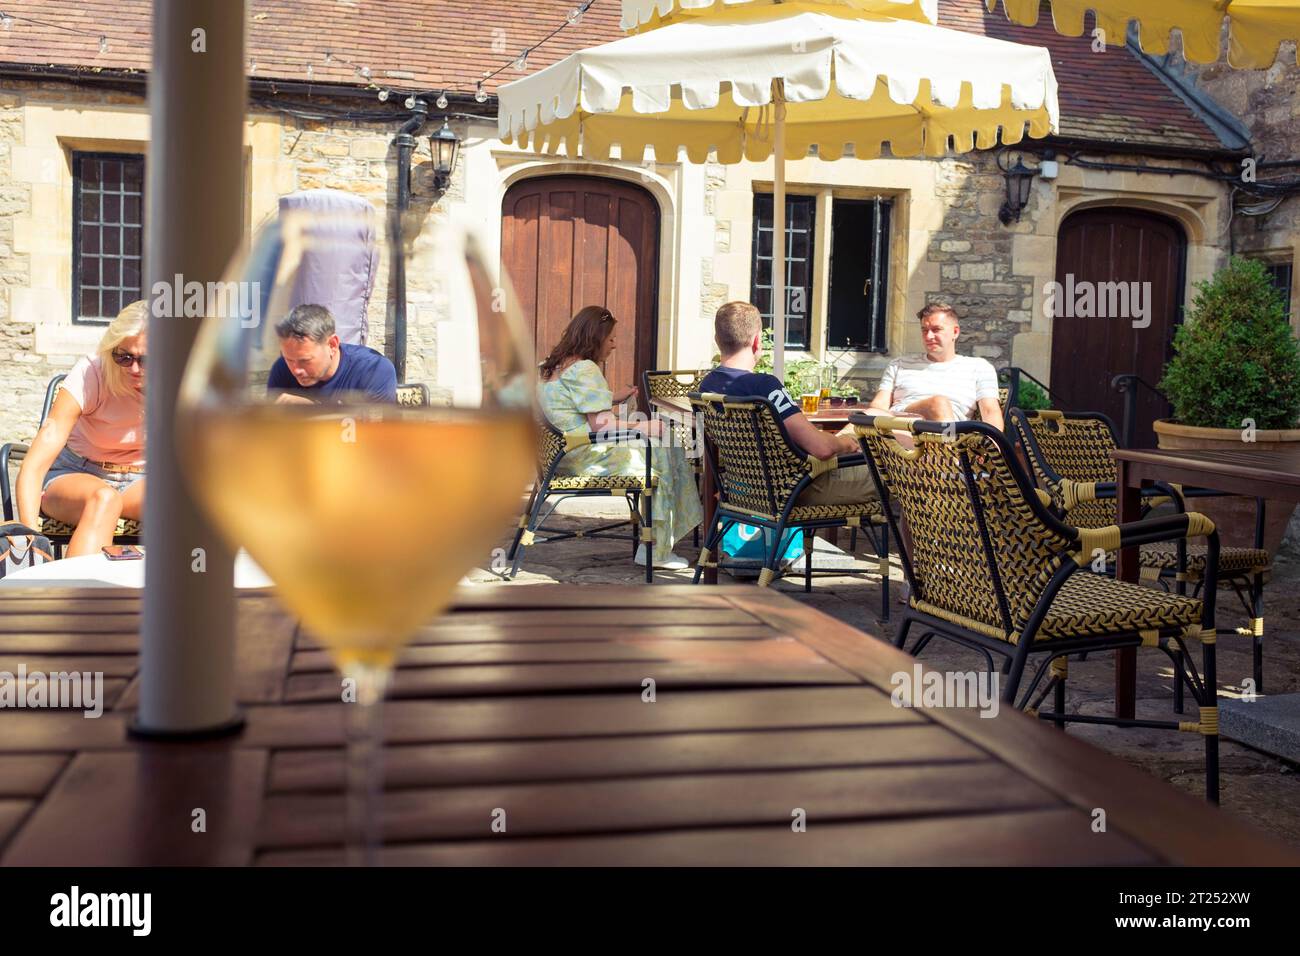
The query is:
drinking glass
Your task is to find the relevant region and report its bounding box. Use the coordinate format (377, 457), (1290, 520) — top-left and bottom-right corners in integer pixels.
(176, 207), (535, 865)
(819, 365), (833, 407)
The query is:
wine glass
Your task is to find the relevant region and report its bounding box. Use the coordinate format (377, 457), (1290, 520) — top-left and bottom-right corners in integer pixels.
(176, 206), (535, 865)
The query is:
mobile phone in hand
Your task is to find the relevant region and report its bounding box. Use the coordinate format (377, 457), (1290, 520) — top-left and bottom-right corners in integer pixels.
(102, 545), (144, 561)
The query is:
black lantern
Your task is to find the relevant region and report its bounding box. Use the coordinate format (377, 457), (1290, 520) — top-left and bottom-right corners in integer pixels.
(998, 156), (1035, 225)
(429, 119), (460, 193)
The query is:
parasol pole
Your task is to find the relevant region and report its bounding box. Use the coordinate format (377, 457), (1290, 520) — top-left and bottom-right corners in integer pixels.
(772, 83), (787, 381)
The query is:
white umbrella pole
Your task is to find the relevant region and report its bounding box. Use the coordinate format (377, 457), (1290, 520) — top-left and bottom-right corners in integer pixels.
(133, 0), (243, 739)
(772, 98), (786, 382)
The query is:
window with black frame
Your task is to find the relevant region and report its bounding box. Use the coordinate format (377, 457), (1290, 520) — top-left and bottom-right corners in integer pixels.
(751, 192), (815, 350)
(827, 196), (891, 352)
(73, 152), (145, 324)
(1259, 260), (1293, 321)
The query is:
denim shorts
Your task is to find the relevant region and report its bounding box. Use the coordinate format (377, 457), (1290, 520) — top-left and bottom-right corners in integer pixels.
(42, 446), (145, 494)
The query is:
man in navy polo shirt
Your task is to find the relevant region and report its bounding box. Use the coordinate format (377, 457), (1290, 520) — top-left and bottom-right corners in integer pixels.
(698, 301), (875, 505)
(267, 304), (397, 404)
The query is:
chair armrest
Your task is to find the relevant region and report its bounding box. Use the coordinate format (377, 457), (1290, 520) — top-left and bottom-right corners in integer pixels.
(1, 441), (30, 523)
(1071, 511), (1217, 559)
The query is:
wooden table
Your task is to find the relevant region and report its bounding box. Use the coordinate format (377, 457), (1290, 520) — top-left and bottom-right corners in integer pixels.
(1113, 446), (1300, 718)
(1, 584), (1290, 865)
(806, 402), (872, 432)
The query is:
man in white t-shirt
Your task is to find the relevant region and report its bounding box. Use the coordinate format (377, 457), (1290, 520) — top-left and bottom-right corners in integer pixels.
(863, 302), (1003, 431)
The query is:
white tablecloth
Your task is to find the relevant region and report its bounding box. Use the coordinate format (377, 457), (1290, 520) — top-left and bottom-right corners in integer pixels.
(0, 549), (274, 589)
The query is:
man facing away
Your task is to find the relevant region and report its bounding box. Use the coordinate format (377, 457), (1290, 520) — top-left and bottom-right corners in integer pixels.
(862, 302), (1003, 432)
(267, 304), (398, 404)
(698, 301), (878, 505)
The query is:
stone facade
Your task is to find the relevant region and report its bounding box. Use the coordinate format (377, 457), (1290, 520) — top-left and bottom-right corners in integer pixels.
(1190, 49), (1300, 324)
(0, 66), (1281, 447)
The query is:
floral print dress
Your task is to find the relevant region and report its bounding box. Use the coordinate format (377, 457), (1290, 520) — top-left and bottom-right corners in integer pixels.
(538, 359), (702, 563)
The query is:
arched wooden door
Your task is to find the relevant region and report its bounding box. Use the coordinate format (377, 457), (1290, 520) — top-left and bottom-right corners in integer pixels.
(502, 176), (659, 395)
(1051, 208), (1186, 446)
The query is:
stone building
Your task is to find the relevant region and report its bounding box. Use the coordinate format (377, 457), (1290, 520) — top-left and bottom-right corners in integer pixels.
(0, 0), (1295, 449)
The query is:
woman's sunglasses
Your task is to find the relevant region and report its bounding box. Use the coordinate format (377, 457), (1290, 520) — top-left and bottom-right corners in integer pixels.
(111, 349), (146, 370)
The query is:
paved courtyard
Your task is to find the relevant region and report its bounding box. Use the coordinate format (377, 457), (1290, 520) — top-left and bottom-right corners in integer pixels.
(472, 497), (1300, 852)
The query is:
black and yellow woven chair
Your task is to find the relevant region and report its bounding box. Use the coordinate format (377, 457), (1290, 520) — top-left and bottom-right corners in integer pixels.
(688, 391), (891, 615)
(507, 416), (657, 584)
(0, 373), (142, 554)
(395, 382), (430, 407)
(643, 368), (711, 547)
(1009, 408), (1269, 696)
(853, 412), (1223, 803)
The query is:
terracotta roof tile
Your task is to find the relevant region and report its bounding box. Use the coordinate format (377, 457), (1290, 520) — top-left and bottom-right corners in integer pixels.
(0, 0), (1227, 151)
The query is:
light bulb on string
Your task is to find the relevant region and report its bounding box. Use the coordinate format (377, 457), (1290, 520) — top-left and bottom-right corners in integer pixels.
(436, 91), (449, 110)
(99, 35), (109, 54)
(377, 88), (389, 102)
(475, 83), (487, 104)
(306, 63), (314, 80)
(1, 13), (14, 29)
(566, 7), (582, 25)
(405, 95), (417, 109)
(249, 57), (258, 74)
(513, 51), (528, 71)
(358, 65), (371, 80)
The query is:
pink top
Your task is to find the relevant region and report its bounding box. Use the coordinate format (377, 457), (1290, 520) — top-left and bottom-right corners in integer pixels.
(59, 356), (145, 466)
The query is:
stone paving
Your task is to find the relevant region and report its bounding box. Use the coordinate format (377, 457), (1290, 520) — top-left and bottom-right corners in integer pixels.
(471, 497), (1300, 851)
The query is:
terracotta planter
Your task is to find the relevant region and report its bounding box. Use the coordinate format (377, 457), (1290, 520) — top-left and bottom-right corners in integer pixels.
(1152, 419), (1300, 555)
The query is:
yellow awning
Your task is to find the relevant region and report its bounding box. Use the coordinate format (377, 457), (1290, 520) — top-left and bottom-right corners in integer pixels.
(500, 4), (1059, 162)
(987, 0), (1300, 68)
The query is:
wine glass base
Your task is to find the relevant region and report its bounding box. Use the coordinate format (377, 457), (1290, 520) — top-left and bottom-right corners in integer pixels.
(127, 711), (247, 742)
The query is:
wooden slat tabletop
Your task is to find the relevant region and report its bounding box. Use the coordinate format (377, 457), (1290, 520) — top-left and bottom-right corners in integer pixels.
(0, 584), (1293, 867)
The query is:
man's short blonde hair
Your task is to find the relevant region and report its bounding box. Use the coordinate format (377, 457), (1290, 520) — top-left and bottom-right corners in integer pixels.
(917, 301), (959, 324)
(715, 301), (762, 354)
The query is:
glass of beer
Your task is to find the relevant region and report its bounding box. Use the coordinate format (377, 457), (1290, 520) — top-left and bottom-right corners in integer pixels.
(801, 392), (820, 415)
(176, 207), (535, 865)
(819, 365), (833, 407)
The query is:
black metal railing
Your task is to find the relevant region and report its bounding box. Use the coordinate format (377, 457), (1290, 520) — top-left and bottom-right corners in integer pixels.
(1110, 373), (1171, 448)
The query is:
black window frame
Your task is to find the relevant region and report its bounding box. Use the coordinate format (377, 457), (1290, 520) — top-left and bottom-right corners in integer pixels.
(827, 195), (892, 353)
(71, 150), (146, 326)
(1259, 259), (1293, 322)
(750, 192), (816, 351)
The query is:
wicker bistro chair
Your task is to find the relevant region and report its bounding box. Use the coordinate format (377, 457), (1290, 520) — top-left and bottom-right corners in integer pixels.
(0, 373), (141, 553)
(687, 391), (891, 613)
(643, 369), (712, 547)
(1010, 408), (1269, 695)
(395, 383), (430, 407)
(852, 412), (1224, 802)
(507, 416), (658, 584)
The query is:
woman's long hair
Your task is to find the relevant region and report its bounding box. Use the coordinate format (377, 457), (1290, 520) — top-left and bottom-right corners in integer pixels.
(96, 300), (148, 398)
(538, 305), (616, 381)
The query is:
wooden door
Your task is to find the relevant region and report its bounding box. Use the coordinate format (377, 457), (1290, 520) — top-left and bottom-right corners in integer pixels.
(502, 176), (659, 396)
(1050, 208), (1185, 447)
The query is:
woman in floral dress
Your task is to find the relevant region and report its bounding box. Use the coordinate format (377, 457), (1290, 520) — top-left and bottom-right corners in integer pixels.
(537, 306), (701, 569)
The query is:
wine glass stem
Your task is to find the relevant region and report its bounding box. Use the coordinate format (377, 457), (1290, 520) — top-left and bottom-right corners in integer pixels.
(344, 660), (391, 867)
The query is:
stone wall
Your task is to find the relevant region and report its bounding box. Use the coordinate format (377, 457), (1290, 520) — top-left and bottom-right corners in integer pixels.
(1189, 46), (1300, 323)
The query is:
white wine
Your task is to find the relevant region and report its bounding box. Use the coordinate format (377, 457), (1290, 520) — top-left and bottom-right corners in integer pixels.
(187, 405), (534, 670)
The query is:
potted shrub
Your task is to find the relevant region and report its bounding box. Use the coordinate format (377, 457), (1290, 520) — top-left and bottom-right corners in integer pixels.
(1156, 256), (1300, 551)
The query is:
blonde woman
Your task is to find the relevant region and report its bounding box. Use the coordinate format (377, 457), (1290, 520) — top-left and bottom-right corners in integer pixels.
(16, 301), (147, 557)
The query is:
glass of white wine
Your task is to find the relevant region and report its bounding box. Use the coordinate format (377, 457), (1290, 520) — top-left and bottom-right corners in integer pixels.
(176, 206), (535, 865)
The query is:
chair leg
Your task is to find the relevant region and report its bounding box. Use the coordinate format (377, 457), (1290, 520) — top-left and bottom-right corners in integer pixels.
(803, 529), (813, 593)
(894, 612), (914, 651)
(643, 490), (654, 585)
(1173, 648), (1186, 714)
(1252, 573), (1264, 694)
(510, 488), (550, 579)
(1203, 632), (1219, 805)
(506, 486), (539, 561)
(693, 520), (725, 585)
(878, 522), (890, 624)
(1053, 676), (1066, 731)
(758, 521), (787, 588)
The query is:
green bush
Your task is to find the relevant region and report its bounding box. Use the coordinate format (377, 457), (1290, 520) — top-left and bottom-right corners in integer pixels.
(753, 329), (824, 393)
(1015, 378), (1051, 412)
(1159, 257), (1300, 430)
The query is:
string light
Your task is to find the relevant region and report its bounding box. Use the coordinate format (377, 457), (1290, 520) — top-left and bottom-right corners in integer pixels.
(1, 13), (13, 29)
(377, 89), (389, 102)
(306, 63), (314, 80)
(98, 34), (108, 54)
(475, 82), (487, 104)
(436, 91), (449, 110)
(513, 51), (528, 71)
(404, 95), (417, 109)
